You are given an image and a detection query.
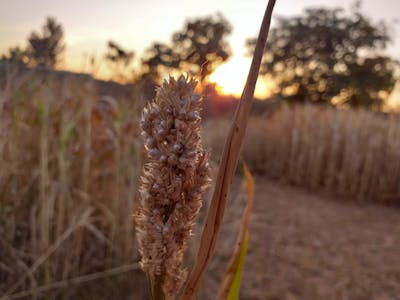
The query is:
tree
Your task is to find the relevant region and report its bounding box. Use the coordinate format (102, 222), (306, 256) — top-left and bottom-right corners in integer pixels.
(27, 17), (65, 68)
(1, 46), (29, 65)
(142, 14), (232, 83)
(105, 40), (135, 81)
(246, 2), (398, 108)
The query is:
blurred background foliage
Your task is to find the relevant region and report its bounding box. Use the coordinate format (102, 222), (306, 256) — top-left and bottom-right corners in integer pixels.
(1, 1), (398, 110)
(246, 1), (398, 108)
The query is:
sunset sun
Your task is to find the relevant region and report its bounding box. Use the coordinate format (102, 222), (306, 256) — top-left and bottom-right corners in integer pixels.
(208, 56), (250, 96)
(209, 55), (274, 99)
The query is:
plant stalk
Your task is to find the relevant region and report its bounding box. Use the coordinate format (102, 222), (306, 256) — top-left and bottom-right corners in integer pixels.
(181, 1), (276, 299)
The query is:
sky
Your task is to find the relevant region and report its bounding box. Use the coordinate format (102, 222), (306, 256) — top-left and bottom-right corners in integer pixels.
(1, 0), (400, 100)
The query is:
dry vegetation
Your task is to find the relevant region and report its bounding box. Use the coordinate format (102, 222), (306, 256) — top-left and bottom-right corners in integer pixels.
(1, 65), (400, 299)
(204, 104), (400, 204)
(0, 68), (146, 299)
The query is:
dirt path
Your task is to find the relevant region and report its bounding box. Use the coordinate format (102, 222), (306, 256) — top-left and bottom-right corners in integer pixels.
(204, 177), (400, 300)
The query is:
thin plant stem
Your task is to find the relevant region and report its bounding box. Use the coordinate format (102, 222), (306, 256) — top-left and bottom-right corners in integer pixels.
(181, 1), (276, 298)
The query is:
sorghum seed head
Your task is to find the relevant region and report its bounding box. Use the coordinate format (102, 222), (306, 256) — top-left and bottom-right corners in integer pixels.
(135, 75), (210, 299)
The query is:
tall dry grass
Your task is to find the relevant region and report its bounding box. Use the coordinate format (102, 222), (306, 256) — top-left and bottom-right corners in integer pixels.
(204, 104), (400, 204)
(0, 67), (145, 299)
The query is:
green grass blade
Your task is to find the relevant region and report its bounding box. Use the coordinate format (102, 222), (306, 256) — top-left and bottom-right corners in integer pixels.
(226, 230), (249, 300)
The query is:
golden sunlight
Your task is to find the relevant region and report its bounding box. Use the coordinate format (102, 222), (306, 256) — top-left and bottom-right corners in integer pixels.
(209, 56), (250, 97)
(209, 55), (274, 99)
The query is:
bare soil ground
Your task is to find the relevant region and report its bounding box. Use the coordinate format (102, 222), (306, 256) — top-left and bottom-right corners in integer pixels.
(202, 177), (400, 300)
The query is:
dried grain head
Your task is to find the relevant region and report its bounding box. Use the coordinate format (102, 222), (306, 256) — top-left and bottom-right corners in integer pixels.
(135, 75), (210, 299)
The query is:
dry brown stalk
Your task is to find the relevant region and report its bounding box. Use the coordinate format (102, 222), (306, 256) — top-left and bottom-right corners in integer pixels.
(181, 1), (276, 298)
(1, 263), (140, 300)
(4, 208), (94, 297)
(0, 68), (142, 299)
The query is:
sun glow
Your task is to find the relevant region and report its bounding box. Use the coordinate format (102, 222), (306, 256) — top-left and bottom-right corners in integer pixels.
(208, 55), (274, 99)
(209, 56), (250, 96)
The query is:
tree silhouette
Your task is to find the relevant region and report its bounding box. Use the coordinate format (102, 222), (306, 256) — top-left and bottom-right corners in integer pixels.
(105, 40), (135, 81)
(142, 14), (232, 83)
(247, 2), (398, 108)
(27, 17), (65, 68)
(1, 46), (29, 65)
